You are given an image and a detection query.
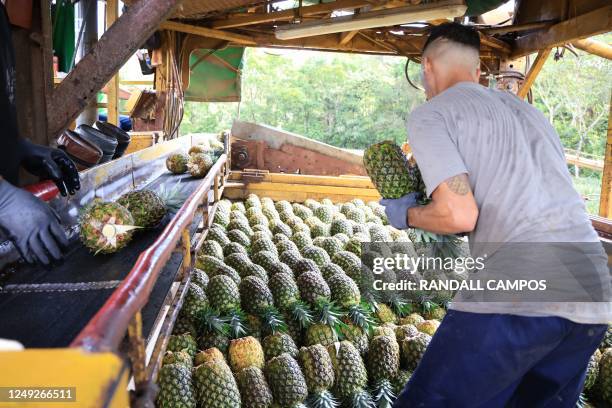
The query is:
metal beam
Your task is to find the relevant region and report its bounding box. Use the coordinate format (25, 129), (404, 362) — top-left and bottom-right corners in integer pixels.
(517, 48), (550, 99)
(159, 21), (256, 45)
(511, 5), (612, 59)
(210, 0), (374, 29)
(47, 0), (182, 139)
(572, 37), (612, 60)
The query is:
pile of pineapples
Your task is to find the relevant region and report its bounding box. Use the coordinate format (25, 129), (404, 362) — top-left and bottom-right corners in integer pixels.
(156, 194), (451, 408)
(166, 136), (225, 178)
(155, 193), (612, 408)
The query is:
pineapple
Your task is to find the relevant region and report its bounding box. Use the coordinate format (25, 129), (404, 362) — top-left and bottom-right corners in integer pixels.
(162, 350), (193, 370)
(229, 336), (265, 372)
(584, 349), (601, 390)
(236, 367), (274, 408)
(269, 272), (300, 310)
(224, 253), (253, 276)
(167, 333), (197, 358)
(297, 272), (331, 307)
(194, 347), (225, 365)
(331, 251), (362, 285)
(193, 358), (241, 407)
(227, 229), (251, 247)
(306, 323), (338, 348)
(401, 333), (431, 371)
(395, 324), (419, 342)
(423, 307), (446, 321)
(252, 238), (279, 256)
(265, 353), (308, 407)
(116, 189), (167, 228)
(298, 344), (338, 408)
(320, 263), (345, 281)
(267, 261), (294, 277)
(392, 370), (412, 396)
(279, 250), (303, 270)
(224, 242), (249, 257)
(416, 319), (440, 336)
(207, 225), (231, 246)
(598, 348), (612, 404)
(293, 258), (321, 277)
(187, 153), (214, 178)
(302, 245), (331, 267)
(206, 275), (240, 314)
(363, 141), (425, 199)
(191, 268), (209, 290)
(166, 152), (189, 174)
(263, 332), (299, 361)
(328, 273), (360, 308)
(399, 313), (424, 326)
(292, 231), (313, 250)
(252, 251), (279, 272)
(368, 335), (400, 384)
(180, 283), (208, 322)
(330, 219), (353, 237)
(79, 201), (137, 254)
(319, 237), (344, 259)
(198, 239), (224, 260)
(327, 341), (374, 407)
(240, 276), (274, 315)
(339, 320), (369, 356)
(375, 304), (398, 324)
(156, 363), (196, 408)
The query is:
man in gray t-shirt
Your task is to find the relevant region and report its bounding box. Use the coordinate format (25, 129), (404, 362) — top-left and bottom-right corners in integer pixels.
(381, 23), (610, 407)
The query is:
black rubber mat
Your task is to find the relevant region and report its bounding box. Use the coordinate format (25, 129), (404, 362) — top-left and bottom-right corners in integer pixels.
(0, 172), (207, 348)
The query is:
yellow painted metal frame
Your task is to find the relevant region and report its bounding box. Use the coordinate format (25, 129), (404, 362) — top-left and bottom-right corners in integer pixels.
(0, 349), (129, 408)
(224, 171), (382, 203)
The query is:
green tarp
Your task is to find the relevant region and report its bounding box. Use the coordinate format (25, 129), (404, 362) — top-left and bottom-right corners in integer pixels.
(184, 47), (245, 102)
(51, 0), (75, 73)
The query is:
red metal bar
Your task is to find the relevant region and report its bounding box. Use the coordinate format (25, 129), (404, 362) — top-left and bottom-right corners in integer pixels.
(70, 155), (227, 351)
(24, 180), (59, 202)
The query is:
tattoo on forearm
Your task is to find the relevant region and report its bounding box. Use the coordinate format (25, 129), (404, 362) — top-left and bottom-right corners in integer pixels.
(445, 174), (470, 195)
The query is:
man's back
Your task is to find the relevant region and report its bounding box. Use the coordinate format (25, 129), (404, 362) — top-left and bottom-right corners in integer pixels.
(408, 81), (598, 245)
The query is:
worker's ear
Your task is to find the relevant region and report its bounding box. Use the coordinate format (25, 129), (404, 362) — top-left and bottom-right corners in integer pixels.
(473, 66), (481, 82)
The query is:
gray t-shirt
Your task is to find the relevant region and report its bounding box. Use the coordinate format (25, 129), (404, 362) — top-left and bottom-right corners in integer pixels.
(407, 82), (611, 324)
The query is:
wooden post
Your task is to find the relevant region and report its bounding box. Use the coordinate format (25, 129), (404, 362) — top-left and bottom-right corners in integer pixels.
(106, 0), (120, 126)
(127, 312), (146, 389)
(180, 228), (191, 279)
(517, 48), (551, 99)
(599, 99), (612, 218)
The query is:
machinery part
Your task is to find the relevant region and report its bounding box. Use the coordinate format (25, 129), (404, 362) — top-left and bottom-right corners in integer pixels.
(0, 280), (122, 294)
(233, 144), (251, 169)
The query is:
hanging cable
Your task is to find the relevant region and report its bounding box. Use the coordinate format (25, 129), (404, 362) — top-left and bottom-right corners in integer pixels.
(404, 58), (423, 91)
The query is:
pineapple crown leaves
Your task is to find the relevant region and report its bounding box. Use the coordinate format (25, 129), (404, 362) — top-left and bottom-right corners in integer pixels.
(347, 303), (375, 332)
(389, 297), (412, 318)
(288, 300), (314, 330)
(372, 380), (396, 408)
(227, 308), (248, 339)
(314, 299), (346, 333)
(259, 305), (288, 335)
(194, 306), (230, 336)
(306, 390), (340, 408)
(350, 389), (377, 408)
(156, 181), (189, 213)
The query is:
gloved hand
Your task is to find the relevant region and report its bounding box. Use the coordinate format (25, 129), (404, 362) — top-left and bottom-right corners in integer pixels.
(19, 139), (80, 196)
(380, 192), (421, 230)
(0, 179), (69, 265)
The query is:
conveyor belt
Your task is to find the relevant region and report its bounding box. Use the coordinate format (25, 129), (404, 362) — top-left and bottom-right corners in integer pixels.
(0, 172), (206, 348)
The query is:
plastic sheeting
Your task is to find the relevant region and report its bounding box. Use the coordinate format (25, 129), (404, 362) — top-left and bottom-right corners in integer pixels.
(184, 46), (245, 102)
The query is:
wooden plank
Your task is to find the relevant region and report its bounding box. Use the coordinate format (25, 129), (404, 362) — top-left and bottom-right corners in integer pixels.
(223, 186), (380, 203)
(511, 5), (612, 59)
(210, 0), (373, 29)
(233, 181), (380, 197)
(47, 0), (181, 138)
(339, 30), (360, 45)
(599, 99), (612, 218)
(229, 171), (377, 188)
(572, 37), (612, 60)
(159, 21), (256, 45)
(478, 32), (511, 54)
(106, 0), (120, 126)
(517, 48), (551, 99)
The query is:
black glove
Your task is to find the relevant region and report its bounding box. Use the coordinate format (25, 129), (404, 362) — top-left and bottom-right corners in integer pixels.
(0, 179), (69, 265)
(19, 139), (80, 196)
